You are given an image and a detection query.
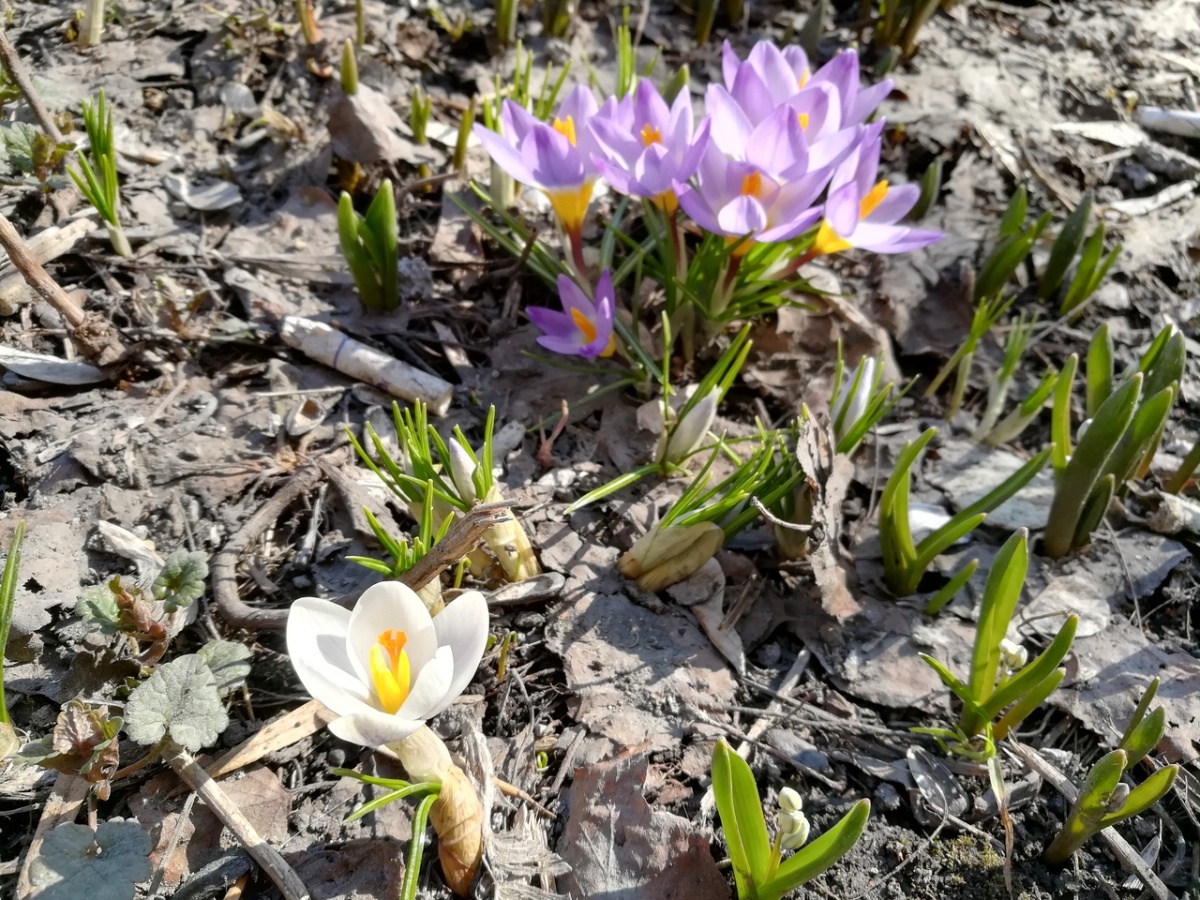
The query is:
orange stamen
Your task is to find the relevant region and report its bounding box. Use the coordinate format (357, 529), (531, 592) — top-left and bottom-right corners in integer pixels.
(552, 115), (577, 146)
(860, 180), (889, 218)
(740, 171), (763, 198)
(640, 123), (663, 146)
(570, 307), (598, 344)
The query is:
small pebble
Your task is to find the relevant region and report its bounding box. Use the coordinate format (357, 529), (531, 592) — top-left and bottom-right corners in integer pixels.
(293, 575), (313, 588)
(755, 642), (782, 667)
(874, 782), (902, 812)
(514, 611), (544, 629)
(327, 748), (346, 769)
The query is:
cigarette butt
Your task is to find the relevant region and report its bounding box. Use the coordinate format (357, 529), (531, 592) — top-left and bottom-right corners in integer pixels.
(280, 316), (453, 415)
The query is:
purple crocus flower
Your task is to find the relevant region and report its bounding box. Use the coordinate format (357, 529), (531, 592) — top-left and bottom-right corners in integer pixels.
(674, 105), (853, 249)
(709, 41), (892, 159)
(589, 80), (711, 213)
(474, 86), (601, 237)
(527, 270), (616, 358)
(810, 122), (942, 256)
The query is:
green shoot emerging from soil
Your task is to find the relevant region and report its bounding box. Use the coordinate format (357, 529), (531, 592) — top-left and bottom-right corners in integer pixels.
(916, 529), (1078, 760)
(338, 179), (400, 312)
(878, 429), (1050, 598)
(0, 521), (26, 739)
(1043, 679), (1179, 864)
(712, 739), (870, 899)
(69, 90), (131, 257)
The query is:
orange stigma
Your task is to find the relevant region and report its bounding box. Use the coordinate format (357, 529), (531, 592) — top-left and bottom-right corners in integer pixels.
(860, 180), (889, 217)
(740, 171), (763, 198)
(640, 123), (663, 146)
(570, 307), (598, 343)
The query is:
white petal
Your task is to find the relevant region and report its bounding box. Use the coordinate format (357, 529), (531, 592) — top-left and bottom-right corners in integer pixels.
(286, 597), (375, 716)
(346, 581), (437, 686)
(328, 710), (425, 748)
(431, 591), (490, 708)
(398, 646), (454, 720)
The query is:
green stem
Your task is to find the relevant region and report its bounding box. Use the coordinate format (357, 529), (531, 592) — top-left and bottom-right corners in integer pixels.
(105, 220), (132, 258)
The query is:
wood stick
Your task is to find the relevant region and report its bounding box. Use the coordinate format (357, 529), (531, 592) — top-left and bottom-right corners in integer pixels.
(0, 217), (95, 315)
(0, 28), (64, 144)
(204, 700), (334, 780)
(0, 211), (125, 364)
(1006, 741), (1176, 900)
(15, 773), (89, 899)
(165, 745), (310, 900)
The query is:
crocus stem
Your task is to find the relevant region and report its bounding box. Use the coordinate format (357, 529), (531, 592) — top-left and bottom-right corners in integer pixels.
(710, 254), (743, 319)
(668, 207), (688, 287)
(567, 227), (588, 285)
(105, 220), (132, 258)
(777, 247), (820, 281)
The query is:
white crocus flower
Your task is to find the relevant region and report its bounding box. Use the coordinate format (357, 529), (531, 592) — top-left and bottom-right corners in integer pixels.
(660, 387), (720, 466)
(286, 581), (489, 748)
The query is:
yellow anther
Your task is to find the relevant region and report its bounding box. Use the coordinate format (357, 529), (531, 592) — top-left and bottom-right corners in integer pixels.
(860, 180), (889, 217)
(640, 123), (663, 146)
(369, 629), (411, 714)
(798, 112), (810, 129)
(552, 115), (577, 146)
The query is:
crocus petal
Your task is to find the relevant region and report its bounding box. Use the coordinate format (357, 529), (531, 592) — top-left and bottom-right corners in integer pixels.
(851, 222), (943, 253)
(849, 79), (893, 125)
(329, 709), (425, 748)
(592, 157), (641, 196)
(346, 581), (436, 688)
(746, 105), (807, 179)
(635, 79), (671, 134)
(704, 85), (754, 158)
(524, 126), (587, 190)
(287, 597), (375, 716)
(782, 45), (810, 84)
(502, 101), (539, 142)
(677, 118), (711, 181)
(824, 182), (862, 237)
(588, 115), (642, 164)
(729, 66), (776, 128)
(430, 591), (490, 707)
(675, 184), (722, 234)
(634, 144), (676, 196)
(808, 125), (863, 176)
(866, 183), (920, 225)
(721, 41), (741, 90)
(474, 124), (537, 186)
(747, 41), (798, 106)
(556, 274), (595, 321)
(757, 205), (823, 243)
(536, 334), (587, 356)
(811, 51), (858, 111)
(526, 305), (576, 340)
(397, 645), (454, 720)
(717, 194), (769, 235)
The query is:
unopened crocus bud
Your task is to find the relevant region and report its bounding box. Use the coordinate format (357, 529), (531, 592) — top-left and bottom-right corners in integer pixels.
(1104, 782), (1130, 813)
(778, 786), (803, 813)
(481, 485), (541, 582)
(1077, 418), (1092, 442)
(999, 637), (1027, 670)
(448, 438), (478, 505)
(617, 520), (725, 591)
(780, 813), (811, 850)
(661, 388), (720, 465)
(831, 355), (877, 443)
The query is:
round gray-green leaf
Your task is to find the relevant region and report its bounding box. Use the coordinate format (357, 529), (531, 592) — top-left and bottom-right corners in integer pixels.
(29, 821), (152, 900)
(196, 639), (252, 696)
(124, 655), (228, 751)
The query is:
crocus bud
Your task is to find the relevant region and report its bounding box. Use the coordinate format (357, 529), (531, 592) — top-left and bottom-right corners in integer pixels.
(777, 787), (803, 813)
(448, 438), (479, 504)
(831, 355), (877, 443)
(617, 521), (724, 592)
(1104, 782), (1130, 813)
(481, 485), (541, 582)
(780, 812), (811, 850)
(999, 637), (1027, 670)
(661, 387), (720, 465)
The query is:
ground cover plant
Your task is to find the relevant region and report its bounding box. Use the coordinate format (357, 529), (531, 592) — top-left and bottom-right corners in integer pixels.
(0, 1), (1198, 899)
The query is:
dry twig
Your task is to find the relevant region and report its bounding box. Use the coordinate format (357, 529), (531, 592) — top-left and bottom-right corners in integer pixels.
(0, 211), (126, 364)
(0, 28), (64, 144)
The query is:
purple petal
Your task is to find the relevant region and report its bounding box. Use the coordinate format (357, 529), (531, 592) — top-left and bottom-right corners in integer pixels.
(721, 41), (741, 90)
(675, 183), (722, 234)
(526, 305), (576, 340)
(556, 273), (594, 319)
(849, 79), (893, 125)
(758, 206), (823, 243)
(717, 194), (769, 235)
(746, 105), (807, 178)
(474, 124), (537, 185)
(791, 83), (838, 140)
(867, 183), (920, 224)
(848, 222), (943, 253)
(677, 118), (711, 181)
(666, 90), (695, 148)
(824, 181), (861, 237)
(502, 101), (538, 142)
(634, 144), (676, 196)
(524, 126), (586, 190)
(589, 114), (643, 164)
(782, 45), (810, 84)
(729, 65), (776, 128)
(592, 156), (641, 196)
(748, 41), (799, 105)
(594, 269), (616, 309)
(704, 85), (754, 159)
(811, 51), (858, 110)
(635, 79), (671, 134)
(536, 333), (586, 356)
(811, 125), (864, 176)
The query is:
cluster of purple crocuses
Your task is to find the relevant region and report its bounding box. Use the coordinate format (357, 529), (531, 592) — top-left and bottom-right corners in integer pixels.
(475, 39), (942, 359)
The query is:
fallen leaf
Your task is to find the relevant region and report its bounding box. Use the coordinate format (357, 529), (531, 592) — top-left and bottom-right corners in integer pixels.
(558, 752), (731, 900)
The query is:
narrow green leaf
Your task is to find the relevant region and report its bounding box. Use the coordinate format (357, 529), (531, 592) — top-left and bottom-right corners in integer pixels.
(712, 739), (772, 893)
(966, 529), (1028, 722)
(923, 558), (978, 616)
(992, 667), (1064, 738)
(919, 653), (977, 707)
(563, 464), (660, 514)
(1044, 373), (1141, 559)
(1071, 473), (1114, 548)
(1038, 192), (1093, 299)
(1060, 223), (1106, 315)
(1051, 353), (1078, 471)
(1085, 325), (1113, 418)
(1121, 707), (1166, 768)
(981, 614), (1077, 722)
(999, 186), (1028, 237)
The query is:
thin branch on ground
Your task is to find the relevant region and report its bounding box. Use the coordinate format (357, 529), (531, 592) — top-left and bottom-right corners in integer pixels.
(0, 211), (127, 365)
(0, 28), (65, 144)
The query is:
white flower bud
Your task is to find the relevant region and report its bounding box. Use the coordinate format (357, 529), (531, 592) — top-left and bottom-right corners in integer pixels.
(662, 387), (720, 465)
(1076, 417), (1092, 443)
(831, 355), (877, 442)
(448, 438), (478, 504)
(1105, 783), (1130, 813)
(999, 637), (1028, 670)
(777, 787), (803, 813)
(780, 813), (811, 850)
